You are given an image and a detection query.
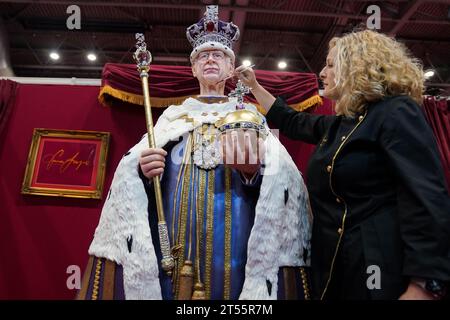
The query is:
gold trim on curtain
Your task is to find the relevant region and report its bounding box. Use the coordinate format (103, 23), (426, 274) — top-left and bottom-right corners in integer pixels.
(98, 85), (192, 108)
(98, 85), (323, 114)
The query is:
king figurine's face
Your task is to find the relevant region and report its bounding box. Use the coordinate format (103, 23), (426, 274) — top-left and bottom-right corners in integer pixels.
(191, 49), (234, 86)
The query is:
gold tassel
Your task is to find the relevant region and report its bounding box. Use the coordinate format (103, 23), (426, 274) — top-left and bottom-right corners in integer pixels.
(177, 260), (194, 300)
(192, 282), (206, 300)
(98, 85), (191, 108)
(291, 94), (323, 112)
(254, 94), (323, 115)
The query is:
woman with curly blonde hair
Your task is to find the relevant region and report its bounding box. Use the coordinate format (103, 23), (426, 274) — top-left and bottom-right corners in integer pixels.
(236, 29), (450, 300)
(328, 30), (424, 117)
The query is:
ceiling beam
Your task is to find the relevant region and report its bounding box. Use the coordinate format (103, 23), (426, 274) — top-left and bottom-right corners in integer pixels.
(295, 45), (314, 72)
(5, 24), (324, 37)
(231, 0), (250, 55)
(388, 0), (424, 36)
(3, 0), (450, 25)
(310, 0), (348, 73)
(9, 27), (450, 44)
(14, 64), (103, 70)
(425, 83), (450, 88)
(343, 0), (449, 2)
(218, 0), (232, 21)
(3, 3), (31, 21)
(10, 47), (317, 64)
(10, 47), (190, 60)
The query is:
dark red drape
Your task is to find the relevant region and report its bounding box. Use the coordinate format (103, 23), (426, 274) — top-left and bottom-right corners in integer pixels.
(99, 63), (321, 111)
(0, 81), (329, 299)
(422, 96), (450, 192)
(0, 79), (18, 139)
(0, 83), (149, 299)
(102, 63), (197, 98)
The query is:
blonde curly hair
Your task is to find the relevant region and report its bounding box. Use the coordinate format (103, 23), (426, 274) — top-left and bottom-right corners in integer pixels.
(329, 30), (424, 117)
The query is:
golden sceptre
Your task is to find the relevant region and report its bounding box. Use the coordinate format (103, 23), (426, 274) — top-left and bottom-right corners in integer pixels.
(133, 33), (174, 276)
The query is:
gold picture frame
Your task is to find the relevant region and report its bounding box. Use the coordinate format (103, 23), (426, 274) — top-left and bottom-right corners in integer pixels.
(21, 128), (110, 199)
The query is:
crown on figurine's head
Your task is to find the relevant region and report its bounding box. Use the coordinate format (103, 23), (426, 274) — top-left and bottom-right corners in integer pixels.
(186, 5), (240, 63)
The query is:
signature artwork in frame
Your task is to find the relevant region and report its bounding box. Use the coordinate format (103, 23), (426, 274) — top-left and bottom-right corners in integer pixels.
(21, 129), (110, 199)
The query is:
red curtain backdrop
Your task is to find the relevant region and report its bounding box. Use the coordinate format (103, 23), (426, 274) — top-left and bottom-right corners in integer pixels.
(0, 80), (326, 299)
(1, 80), (448, 299)
(0, 83), (154, 299)
(422, 96), (450, 192)
(99, 63), (322, 113)
(0, 79), (18, 139)
(1, 66), (446, 300)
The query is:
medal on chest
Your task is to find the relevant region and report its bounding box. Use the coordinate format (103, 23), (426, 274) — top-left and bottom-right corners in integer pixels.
(192, 123), (221, 170)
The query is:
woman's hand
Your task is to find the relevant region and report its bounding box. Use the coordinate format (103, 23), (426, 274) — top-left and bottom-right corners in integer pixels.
(234, 65), (258, 89)
(398, 282), (436, 300)
(234, 65), (276, 113)
(139, 148), (167, 179)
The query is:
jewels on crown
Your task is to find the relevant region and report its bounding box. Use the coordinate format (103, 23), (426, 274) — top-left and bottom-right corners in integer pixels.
(186, 5), (240, 51)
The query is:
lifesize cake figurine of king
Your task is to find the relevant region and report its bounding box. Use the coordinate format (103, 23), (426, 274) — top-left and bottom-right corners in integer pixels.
(78, 5), (312, 300)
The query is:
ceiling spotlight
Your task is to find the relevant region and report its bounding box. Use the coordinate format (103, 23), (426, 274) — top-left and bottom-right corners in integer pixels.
(242, 59), (252, 67)
(87, 53), (97, 61)
(49, 52), (60, 61)
(424, 70), (435, 79)
(278, 61), (287, 69)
